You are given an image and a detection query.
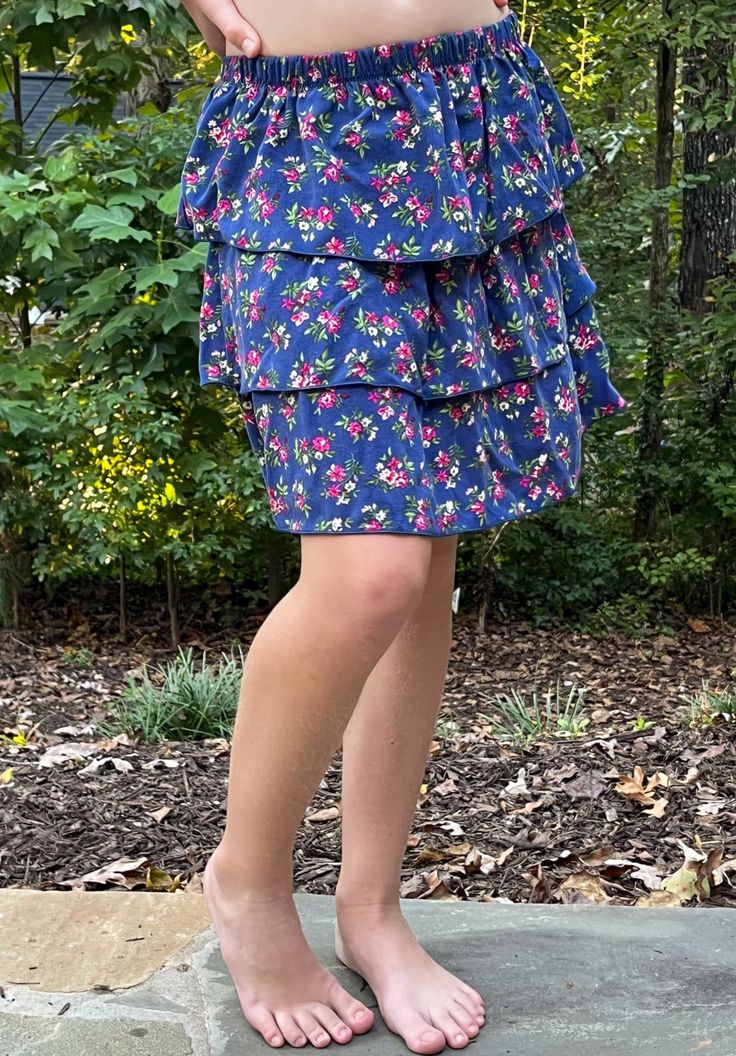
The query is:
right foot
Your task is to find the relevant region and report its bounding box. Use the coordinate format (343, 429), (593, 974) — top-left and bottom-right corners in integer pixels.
(202, 849), (375, 1048)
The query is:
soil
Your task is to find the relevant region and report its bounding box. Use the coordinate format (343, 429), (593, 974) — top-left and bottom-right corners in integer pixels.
(1, 586), (735, 907)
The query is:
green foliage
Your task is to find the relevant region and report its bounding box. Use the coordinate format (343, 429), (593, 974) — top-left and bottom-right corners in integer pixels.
(683, 680), (736, 728)
(479, 680), (590, 745)
(100, 645), (245, 743)
(1, 0), (735, 624)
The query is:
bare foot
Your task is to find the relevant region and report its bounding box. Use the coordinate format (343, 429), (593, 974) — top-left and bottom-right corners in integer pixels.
(203, 849), (375, 1048)
(334, 901), (485, 1054)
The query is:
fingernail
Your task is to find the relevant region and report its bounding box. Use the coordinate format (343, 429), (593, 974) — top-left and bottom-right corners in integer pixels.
(242, 36), (257, 56)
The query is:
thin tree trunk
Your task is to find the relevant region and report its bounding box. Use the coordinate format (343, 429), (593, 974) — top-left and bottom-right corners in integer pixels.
(166, 553), (180, 649)
(119, 552), (128, 643)
(633, 4), (677, 543)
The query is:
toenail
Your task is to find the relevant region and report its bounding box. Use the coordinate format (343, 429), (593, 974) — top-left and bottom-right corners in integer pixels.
(315, 1034), (328, 1044)
(455, 1034), (466, 1043)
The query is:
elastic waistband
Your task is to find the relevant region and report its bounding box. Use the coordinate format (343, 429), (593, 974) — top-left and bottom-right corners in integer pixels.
(219, 11), (522, 87)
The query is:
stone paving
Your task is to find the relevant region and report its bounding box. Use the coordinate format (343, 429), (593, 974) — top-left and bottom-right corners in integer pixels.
(1, 890), (735, 1055)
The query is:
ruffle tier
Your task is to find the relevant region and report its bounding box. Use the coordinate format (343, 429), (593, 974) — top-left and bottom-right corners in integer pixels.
(176, 12), (586, 263)
(197, 210), (625, 430)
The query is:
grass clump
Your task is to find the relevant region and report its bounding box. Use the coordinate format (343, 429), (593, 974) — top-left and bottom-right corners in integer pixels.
(99, 645), (245, 744)
(480, 680), (589, 745)
(683, 681), (736, 729)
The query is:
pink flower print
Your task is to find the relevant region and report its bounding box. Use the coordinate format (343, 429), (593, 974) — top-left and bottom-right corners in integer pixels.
(205, 363), (221, 379)
(326, 463), (346, 484)
(317, 206), (334, 225)
(375, 84), (394, 103)
(299, 206), (316, 221)
(492, 483), (506, 500)
(316, 390), (337, 409)
(415, 205), (432, 223)
(263, 256), (278, 274)
(299, 113), (319, 140)
(377, 44), (393, 58)
(323, 161), (344, 183)
(528, 272), (543, 291)
(394, 110), (412, 128)
(366, 519), (384, 531)
(382, 314), (400, 334)
(514, 382), (532, 400)
(395, 341), (413, 362)
(318, 310), (343, 336)
(341, 274), (359, 293)
(184, 172), (199, 186)
(422, 425), (437, 443)
(312, 436), (331, 454)
(284, 168), (301, 185)
(324, 237), (345, 254)
(573, 324), (599, 353)
(326, 484), (343, 499)
(434, 450), (451, 469)
(246, 348), (262, 368)
(411, 307), (429, 325)
(291, 309), (309, 326)
(345, 131), (362, 148)
(347, 420), (364, 437)
(450, 404), (465, 422)
(502, 113), (520, 144)
(502, 274), (520, 298)
(200, 303), (214, 320)
(546, 481), (565, 500)
(414, 513), (431, 531)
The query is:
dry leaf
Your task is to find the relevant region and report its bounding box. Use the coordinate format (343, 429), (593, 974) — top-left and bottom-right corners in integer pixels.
(558, 871), (612, 904)
(635, 890), (682, 908)
(306, 805), (341, 823)
(688, 619), (710, 633)
(563, 770), (608, 800)
(643, 796), (668, 818)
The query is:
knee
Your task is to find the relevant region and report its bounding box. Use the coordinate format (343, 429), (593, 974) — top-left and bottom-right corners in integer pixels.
(300, 536), (432, 630)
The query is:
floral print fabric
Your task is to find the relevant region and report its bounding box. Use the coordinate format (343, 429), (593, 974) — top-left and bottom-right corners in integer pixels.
(177, 12), (627, 536)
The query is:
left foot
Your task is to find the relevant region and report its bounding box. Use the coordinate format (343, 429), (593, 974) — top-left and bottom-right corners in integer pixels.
(334, 900), (485, 1054)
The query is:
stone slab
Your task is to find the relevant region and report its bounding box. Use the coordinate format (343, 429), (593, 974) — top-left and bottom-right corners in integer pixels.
(1, 891), (735, 1055)
(0, 889), (211, 992)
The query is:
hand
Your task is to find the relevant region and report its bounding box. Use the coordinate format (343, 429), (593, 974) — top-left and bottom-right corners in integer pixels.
(180, 0), (262, 58)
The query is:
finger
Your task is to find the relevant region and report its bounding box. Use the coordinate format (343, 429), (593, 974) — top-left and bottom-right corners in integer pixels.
(180, 1), (226, 55)
(188, 0), (262, 56)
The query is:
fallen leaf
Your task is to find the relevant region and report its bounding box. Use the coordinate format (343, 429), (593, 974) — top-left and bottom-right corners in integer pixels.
(557, 871), (612, 904)
(563, 770), (608, 800)
(635, 890), (682, 908)
(57, 856), (150, 890)
(527, 863), (557, 904)
(643, 796), (668, 818)
(688, 619), (710, 633)
(305, 806), (341, 823)
(146, 806), (172, 823)
(433, 777), (458, 796)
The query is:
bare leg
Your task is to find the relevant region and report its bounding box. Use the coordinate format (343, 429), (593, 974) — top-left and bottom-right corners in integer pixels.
(205, 534), (433, 1049)
(335, 536), (485, 1054)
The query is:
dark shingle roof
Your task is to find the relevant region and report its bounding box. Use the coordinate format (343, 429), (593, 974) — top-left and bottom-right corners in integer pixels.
(0, 72), (126, 152)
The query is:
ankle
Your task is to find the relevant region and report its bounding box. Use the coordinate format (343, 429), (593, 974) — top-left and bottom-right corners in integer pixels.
(207, 843), (294, 902)
(335, 885), (401, 916)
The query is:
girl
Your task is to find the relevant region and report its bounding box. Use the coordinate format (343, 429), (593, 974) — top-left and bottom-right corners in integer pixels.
(176, 1), (627, 1052)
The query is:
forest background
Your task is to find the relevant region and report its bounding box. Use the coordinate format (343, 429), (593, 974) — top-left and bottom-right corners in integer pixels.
(1, 0), (735, 642)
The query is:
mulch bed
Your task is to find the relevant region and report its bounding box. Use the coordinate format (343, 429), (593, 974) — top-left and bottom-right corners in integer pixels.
(1, 588), (735, 908)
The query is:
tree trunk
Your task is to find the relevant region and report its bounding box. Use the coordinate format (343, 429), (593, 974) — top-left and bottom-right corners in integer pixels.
(166, 553), (180, 649)
(632, 5), (677, 543)
(119, 552), (128, 643)
(679, 39), (736, 315)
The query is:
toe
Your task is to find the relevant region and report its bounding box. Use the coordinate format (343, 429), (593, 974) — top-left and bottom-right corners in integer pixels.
(330, 987), (374, 1035)
(393, 1013), (446, 1055)
(295, 1011), (332, 1048)
(275, 1012), (308, 1047)
(245, 1004), (285, 1048)
(429, 1011), (470, 1050)
(450, 1000), (481, 1036)
(311, 1005), (354, 1045)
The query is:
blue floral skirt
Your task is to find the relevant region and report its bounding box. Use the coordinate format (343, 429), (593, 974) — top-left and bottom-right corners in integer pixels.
(177, 11), (627, 535)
